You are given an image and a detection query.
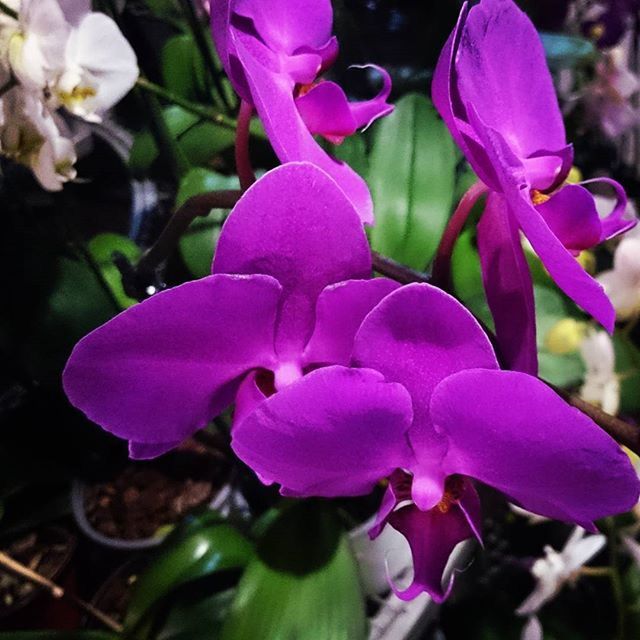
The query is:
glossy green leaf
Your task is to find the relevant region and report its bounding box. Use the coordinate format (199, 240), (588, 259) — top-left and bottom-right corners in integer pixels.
(88, 234), (141, 309)
(450, 229), (493, 330)
(613, 333), (640, 414)
(161, 35), (208, 102)
(177, 169), (239, 277)
(332, 135), (368, 179)
(129, 106), (234, 173)
(535, 286), (585, 387)
(125, 519), (253, 630)
(368, 93), (456, 270)
(0, 633), (117, 640)
(220, 501), (367, 640)
(23, 257), (117, 381)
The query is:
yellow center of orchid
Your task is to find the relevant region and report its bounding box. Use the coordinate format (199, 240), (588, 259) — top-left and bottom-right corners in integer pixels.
(57, 85), (97, 108)
(436, 476), (464, 514)
(531, 189), (551, 205)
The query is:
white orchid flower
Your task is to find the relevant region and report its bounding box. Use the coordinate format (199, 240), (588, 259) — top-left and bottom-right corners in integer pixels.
(1, 0), (137, 122)
(4, 0), (69, 91)
(54, 11), (138, 122)
(516, 527), (607, 617)
(579, 329), (621, 416)
(520, 615), (543, 640)
(1, 87), (76, 190)
(597, 225), (640, 322)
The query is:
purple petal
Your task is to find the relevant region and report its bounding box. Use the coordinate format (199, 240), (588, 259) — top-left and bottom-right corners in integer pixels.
(478, 193), (537, 374)
(345, 65), (393, 131)
(388, 479), (481, 602)
(233, 369), (268, 425)
(234, 0), (333, 56)
(303, 278), (400, 367)
(536, 185), (602, 254)
(63, 274), (281, 446)
(582, 177), (637, 241)
(454, 0), (566, 159)
(369, 469), (412, 539)
(231, 366), (414, 497)
(467, 107), (616, 332)
(432, 369), (640, 529)
(230, 36), (375, 223)
(129, 441), (180, 460)
(214, 163), (371, 359)
(352, 284), (498, 495)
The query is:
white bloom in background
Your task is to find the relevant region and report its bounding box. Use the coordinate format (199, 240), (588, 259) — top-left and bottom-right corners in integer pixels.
(0, 0), (138, 189)
(579, 329), (620, 415)
(1, 87), (76, 190)
(521, 615), (543, 640)
(55, 11), (138, 122)
(597, 227), (640, 321)
(4, 0), (69, 91)
(516, 528), (606, 617)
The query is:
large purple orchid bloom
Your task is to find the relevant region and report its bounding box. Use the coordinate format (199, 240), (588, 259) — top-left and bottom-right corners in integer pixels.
(211, 0), (393, 224)
(63, 162), (398, 458)
(232, 284), (640, 602)
(432, 0), (635, 375)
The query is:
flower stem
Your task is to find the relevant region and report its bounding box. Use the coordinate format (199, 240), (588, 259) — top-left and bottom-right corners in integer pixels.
(115, 190), (242, 300)
(372, 251), (430, 284)
(236, 100), (256, 191)
(136, 76), (237, 131)
(0, 551), (123, 633)
(431, 181), (488, 290)
(0, 1), (17, 19)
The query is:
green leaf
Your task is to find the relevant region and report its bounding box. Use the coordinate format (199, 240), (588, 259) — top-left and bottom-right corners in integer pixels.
(161, 34), (208, 103)
(220, 501), (367, 640)
(613, 333), (640, 414)
(0, 633), (117, 640)
(22, 257), (116, 381)
(450, 229), (493, 330)
(332, 135), (368, 179)
(88, 234), (141, 309)
(129, 106), (234, 173)
(368, 93), (456, 270)
(177, 169), (239, 277)
(125, 519), (253, 630)
(535, 286), (585, 387)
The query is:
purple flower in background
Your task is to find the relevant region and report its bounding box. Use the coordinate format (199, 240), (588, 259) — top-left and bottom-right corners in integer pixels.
(63, 162), (397, 458)
(233, 284), (639, 601)
(432, 0), (635, 375)
(582, 0), (640, 48)
(211, 0), (393, 224)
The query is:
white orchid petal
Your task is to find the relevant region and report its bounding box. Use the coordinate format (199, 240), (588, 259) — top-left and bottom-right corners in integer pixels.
(521, 616), (543, 640)
(562, 533), (607, 574)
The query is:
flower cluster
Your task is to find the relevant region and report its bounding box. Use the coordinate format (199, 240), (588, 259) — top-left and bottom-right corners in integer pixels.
(0, 0), (137, 190)
(62, 0), (640, 604)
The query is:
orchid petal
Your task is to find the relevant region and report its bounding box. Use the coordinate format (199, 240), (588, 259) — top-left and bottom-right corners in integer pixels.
(234, 0), (333, 56)
(478, 192), (537, 374)
(454, 0), (566, 158)
(63, 274), (281, 447)
(388, 480), (481, 602)
(352, 284), (498, 489)
(582, 177), (637, 240)
(231, 366), (414, 497)
(467, 106), (616, 332)
(214, 163), (371, 358)
(303, 278), (400, 367)
(432, 369), (640, 530)
(230, 36), (375, 223)
(129, 441), (180, 460)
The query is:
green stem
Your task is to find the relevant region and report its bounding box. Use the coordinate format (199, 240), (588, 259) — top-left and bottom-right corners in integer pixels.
(0, 1), (17, 19)
(607, 518), (627, 640)
(178, 0), (233, 113)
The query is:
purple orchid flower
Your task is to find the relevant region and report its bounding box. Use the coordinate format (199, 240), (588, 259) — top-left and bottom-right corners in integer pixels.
(432, 0), (636, 375)
(232, 283), (640, 602)
(62, 162), (398, 458)
(211, 0), (393, 224)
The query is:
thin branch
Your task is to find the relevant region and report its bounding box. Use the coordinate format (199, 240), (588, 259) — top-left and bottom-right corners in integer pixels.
(136, 190), (241, 275)
(372, 251), (430, 284)
(0, 0), (17, 19)
(0, 551), (123, 633)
